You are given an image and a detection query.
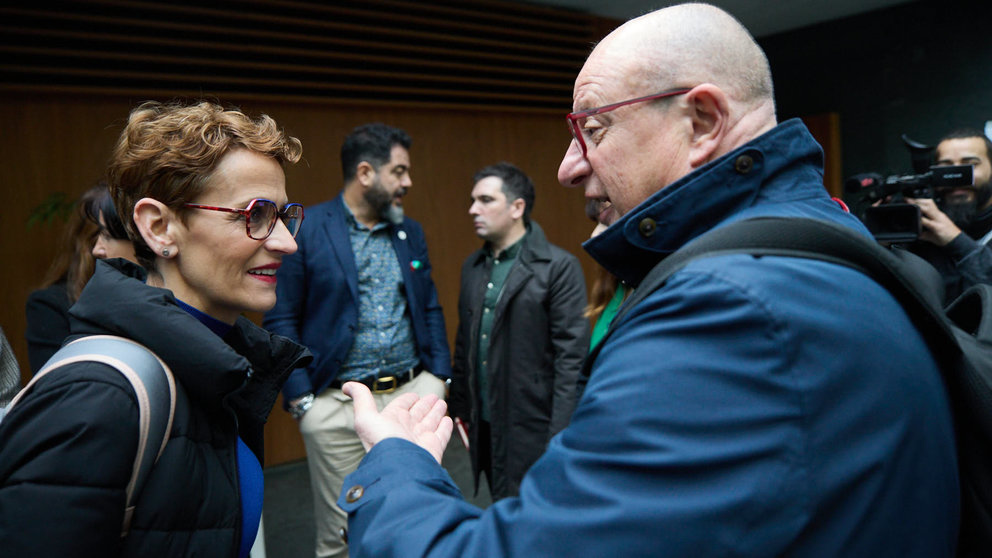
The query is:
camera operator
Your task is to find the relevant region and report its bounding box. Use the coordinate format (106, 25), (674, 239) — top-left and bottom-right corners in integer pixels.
(905, 128), (992, 303)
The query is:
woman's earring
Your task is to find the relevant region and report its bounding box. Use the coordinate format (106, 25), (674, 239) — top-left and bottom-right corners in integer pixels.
(162, 248), (170, 257)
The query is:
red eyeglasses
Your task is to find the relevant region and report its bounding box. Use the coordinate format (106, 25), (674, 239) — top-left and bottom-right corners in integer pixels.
(566, 87), (693, 157)
(184, 198), (304, 240)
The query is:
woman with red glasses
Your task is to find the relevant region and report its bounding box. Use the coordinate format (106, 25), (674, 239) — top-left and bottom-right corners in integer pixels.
(0, 100), (311, 557)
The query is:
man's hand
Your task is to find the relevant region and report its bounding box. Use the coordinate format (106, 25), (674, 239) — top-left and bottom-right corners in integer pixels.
(343, 382), (453, 464)
(905, 197), (962, 246)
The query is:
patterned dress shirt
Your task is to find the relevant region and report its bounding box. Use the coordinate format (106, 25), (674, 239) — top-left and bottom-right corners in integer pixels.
(337, 206), (418, 381)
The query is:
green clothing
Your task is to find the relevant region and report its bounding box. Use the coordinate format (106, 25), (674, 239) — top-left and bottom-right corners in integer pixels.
(590, 284), (627, 350)
(476, 236), (524, 422)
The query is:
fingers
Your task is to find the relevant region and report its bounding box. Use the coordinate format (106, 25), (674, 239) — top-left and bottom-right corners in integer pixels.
(409, 393), (440, 423)
(342, 381), (375, 416)
(428, 415), (454, 464)
(383, 392), (421, 414)
(424, 397), (448, 431)
(408, 395), (446, 429)
(437, 416), (454, 448)
(342, 385), (453, 461)
(906, 197), (938, 217)
(424, 410), (454, 465)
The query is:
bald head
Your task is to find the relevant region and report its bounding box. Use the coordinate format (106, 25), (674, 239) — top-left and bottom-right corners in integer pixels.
(593, 3), (774, 111)
(560, 4), (779, 221)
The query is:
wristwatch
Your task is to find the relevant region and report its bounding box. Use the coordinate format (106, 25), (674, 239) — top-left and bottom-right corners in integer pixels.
(289, 393), (315, 419)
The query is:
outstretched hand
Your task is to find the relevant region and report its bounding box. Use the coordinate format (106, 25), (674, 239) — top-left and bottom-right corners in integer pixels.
(342, 382), (453, 465)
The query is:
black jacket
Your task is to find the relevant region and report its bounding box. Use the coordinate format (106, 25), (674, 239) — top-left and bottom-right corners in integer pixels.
(448, 222), (589, 499)
(0, 259), (311, 557)
(24, 281), (72, 374)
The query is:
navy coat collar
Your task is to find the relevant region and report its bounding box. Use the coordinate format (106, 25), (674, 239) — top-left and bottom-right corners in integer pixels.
(584, 119), (865, 287)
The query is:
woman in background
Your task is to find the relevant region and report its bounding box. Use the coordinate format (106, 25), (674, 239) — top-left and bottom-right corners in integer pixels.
(584, 212), (630, 350)
(87, 182), (137, 262)
(24, 182), (134, 373)
(1, 100), (310, 557)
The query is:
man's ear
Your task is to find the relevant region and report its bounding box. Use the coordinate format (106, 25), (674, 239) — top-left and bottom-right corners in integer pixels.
(509, 198), (526, 221)
(356, 161), (376, 187)
(133, 197), (180, 258)
(686, 84), (730, 169)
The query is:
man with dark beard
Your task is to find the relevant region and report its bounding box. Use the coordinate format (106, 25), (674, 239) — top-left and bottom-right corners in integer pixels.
(264, 123), (451, 558)
(906, 128), (992, 302)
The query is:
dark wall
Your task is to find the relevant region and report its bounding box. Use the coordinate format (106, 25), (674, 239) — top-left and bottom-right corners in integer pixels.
(761, 0), (992, 188)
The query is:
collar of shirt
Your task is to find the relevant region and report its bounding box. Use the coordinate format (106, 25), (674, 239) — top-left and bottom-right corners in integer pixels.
(175, 298), (234, 338)
(485, 230), (527, 262)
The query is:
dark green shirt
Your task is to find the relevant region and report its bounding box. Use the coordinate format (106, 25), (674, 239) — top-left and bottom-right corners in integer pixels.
(475, 235), (525, 422)
(589, 284), (628, 350)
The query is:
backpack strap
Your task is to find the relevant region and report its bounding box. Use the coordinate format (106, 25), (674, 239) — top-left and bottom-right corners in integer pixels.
(8, 335), (176, 537)
(599, 217), (960, 374)
(584, 216), (992, 551)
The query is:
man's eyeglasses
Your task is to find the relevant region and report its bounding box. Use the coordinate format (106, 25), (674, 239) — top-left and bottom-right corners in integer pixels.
(566, 87), (693, 157)
(184, 198), (305, 240)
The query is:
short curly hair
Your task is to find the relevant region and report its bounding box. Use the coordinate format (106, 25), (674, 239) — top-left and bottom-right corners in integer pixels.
(106, 100), (303, 270)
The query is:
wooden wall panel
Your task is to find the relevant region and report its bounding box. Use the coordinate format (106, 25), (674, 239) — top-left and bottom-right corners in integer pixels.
(801, 112), (843, 198)
(2, 95), (139, 376)
(0, 0), (597, 110)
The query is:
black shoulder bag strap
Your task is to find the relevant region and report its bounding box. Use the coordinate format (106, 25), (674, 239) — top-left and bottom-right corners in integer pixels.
(585, 215), (992, 553)
(590, 216), (961, 376)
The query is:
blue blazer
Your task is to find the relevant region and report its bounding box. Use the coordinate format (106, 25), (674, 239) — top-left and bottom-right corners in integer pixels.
(264, 194), (452, 402)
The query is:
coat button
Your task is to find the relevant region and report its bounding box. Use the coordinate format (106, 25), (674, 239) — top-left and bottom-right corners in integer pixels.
(339, 526), (348, 544)
(345, 485), (364, 503)
(735, 154), (754, 174)
(638, 218), (657, 237)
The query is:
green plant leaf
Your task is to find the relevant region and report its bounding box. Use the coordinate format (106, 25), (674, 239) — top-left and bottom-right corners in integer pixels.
(27, 192), (74, 229)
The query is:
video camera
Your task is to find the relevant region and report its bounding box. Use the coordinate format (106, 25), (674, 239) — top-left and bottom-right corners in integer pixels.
(846, 134), (973, 243)
(847, 166), (974, 204)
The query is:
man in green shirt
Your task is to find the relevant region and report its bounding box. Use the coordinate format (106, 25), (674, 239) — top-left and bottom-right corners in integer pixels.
(448, 162), (590, 500)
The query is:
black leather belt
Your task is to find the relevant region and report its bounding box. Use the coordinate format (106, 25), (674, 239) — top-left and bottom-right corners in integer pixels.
(330, 365), (424, 394)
